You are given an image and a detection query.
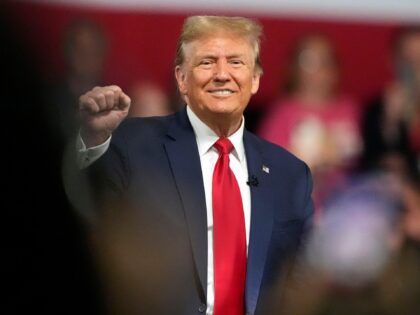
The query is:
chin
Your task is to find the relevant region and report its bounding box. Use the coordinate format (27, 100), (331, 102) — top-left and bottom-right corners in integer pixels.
(208, 108), (238, 118)
(207, 100), (240, 114)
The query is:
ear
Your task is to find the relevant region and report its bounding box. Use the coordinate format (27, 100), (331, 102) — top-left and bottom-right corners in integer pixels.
(251, 71), (261, 95)
(175, 65), (188, 95)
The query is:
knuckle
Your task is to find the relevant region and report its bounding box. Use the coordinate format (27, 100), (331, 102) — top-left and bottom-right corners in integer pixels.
(105, 90), (114, 97)
(86, 91), (96, 98)
(96, 93), (105, 100)
(86, 98), (96, 107)
(79, 95), (92, 107)
(109, 85), (122, 92)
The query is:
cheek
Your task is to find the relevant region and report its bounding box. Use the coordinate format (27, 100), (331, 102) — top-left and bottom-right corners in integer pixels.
(191, 68), (213, 83)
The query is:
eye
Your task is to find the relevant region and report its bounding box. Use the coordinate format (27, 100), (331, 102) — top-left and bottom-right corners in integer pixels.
(199, 59), (213, 68)
(229, 59), (244, 67)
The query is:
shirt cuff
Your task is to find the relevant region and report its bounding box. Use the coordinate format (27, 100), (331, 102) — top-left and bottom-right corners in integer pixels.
(76, 132), (111, 169)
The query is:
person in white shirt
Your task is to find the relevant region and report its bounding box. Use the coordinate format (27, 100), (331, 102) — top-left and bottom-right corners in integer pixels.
(76, 15), (313, 315)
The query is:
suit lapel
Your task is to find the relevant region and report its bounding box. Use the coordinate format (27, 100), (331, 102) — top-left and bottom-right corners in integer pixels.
(162, 111), (274, 310)
(244, 131), (275, 315)
(164, 108), (208, 299)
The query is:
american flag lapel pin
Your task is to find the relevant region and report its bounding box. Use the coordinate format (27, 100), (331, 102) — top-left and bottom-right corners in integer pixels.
(262, 165), (270, 174)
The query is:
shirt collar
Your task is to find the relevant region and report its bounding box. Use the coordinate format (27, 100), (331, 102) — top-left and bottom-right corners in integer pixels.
(186, 106), (245, 162)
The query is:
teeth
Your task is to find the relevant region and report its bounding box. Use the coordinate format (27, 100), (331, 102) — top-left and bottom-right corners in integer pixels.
(210, 90), (233, 95)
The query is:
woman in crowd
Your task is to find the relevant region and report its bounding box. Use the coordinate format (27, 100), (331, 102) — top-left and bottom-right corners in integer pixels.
(258, 34), (362, 213)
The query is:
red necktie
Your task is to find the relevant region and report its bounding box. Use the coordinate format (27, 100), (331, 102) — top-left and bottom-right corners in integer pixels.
(212, 138), (246, 315)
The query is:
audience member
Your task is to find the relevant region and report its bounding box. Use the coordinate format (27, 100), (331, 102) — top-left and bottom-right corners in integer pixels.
(47, 18), (107, 144)
(361, 26), (420, 181)
(258, 34), (362, 212)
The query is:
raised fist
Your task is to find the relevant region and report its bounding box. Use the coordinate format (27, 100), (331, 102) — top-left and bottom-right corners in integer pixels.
(79, 85), (131, 147)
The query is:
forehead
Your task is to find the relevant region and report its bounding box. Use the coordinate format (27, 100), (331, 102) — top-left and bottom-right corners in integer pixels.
(183, 32), (254, 60)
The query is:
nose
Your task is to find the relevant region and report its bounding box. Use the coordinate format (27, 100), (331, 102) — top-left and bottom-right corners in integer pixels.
(213, 60), (230, 82)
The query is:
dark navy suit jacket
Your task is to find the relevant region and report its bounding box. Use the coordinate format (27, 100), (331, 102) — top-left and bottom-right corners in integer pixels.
(89, 107), (314, 315)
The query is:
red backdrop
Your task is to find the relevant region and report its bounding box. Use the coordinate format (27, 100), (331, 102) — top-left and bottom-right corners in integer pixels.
(5, 1), (399, 107)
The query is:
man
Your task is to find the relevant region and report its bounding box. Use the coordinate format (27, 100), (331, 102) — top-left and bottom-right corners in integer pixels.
(77, 16), (313, 315)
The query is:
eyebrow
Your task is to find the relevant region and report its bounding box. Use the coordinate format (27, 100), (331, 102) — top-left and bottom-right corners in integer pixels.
(195, 53), (247, 60)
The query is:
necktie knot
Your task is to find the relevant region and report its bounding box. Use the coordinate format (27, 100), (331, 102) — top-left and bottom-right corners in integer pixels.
(214, 138), (234, 155)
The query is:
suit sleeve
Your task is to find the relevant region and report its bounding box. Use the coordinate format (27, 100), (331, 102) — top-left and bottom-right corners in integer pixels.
(80, 131), (131, 221)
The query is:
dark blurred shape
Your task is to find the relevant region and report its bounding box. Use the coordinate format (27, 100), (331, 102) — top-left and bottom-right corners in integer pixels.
(86, 200), (193, 315)
(361, 26), (420, 182)
(258, 33), (362, 212)
(400, 178), (420, 244)
(2, 13), (103, 315)
(46, 18), (108, 144)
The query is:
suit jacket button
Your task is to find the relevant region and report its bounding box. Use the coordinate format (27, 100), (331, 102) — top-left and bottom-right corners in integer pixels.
(198, 304), (206, 313)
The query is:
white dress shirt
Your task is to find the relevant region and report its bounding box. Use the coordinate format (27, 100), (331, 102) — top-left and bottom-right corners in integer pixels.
(186, 107), (251, 315)
(77, 106), (251, 315)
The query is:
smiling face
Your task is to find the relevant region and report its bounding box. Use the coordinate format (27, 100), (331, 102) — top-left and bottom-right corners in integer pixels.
(175, 32), (261, 134)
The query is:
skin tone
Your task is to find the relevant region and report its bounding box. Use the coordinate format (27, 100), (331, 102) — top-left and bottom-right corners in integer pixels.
(175, 32), (260, 137)
(79, 85), (131, 147)
(79, 30), (261, 145)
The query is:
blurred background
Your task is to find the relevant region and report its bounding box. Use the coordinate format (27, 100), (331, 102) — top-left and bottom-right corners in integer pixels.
(3, 0), (420, 314)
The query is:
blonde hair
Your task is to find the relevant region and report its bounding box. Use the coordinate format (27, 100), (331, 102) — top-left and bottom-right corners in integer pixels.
(175, 15), (263, 74)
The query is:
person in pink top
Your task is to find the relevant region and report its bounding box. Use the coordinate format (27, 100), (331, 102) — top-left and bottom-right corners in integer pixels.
(258, 34), (362, 214)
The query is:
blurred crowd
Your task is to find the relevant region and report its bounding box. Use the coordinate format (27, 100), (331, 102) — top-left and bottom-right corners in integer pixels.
(11, 16), (420, 315)
(47, 19), (420, 206)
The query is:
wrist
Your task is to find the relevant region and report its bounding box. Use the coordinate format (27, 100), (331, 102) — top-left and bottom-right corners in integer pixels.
(80, 128), (111, 148)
